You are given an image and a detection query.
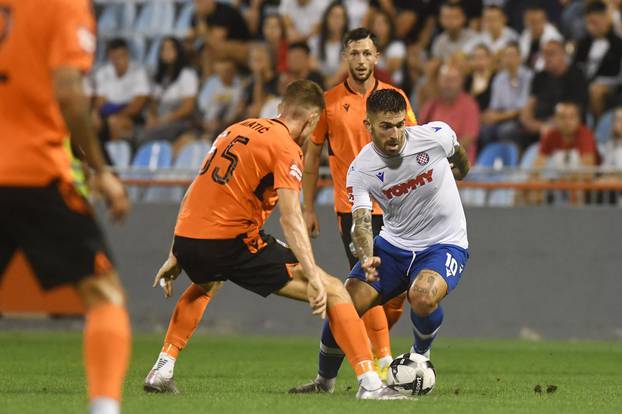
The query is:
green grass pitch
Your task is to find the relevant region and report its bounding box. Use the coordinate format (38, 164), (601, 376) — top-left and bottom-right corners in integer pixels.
(1, 332), (621, 413)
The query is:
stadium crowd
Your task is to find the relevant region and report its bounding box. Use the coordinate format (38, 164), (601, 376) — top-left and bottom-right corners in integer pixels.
(89, 0), (622, 204)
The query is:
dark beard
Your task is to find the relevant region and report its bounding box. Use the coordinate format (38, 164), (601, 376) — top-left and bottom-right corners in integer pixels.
(349, 66), (372, 83)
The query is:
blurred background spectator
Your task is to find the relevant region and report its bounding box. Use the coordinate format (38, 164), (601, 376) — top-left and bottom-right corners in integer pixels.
(261, 13), (289, 74)
(431, 2), (477, 61)
(369, 9), (407, 84)
(573, 0), (622, 118)
(94, 38), (150, 143)
(519, 4), (563, 72)
(519, 39), (589, 150)
(309, 1), (349, 87)
(466, 4), (518, 56)
(419, 62), (481, 163)
(465, 43), (496, 111)
(137, 36), (199, 154)
(480, 42), (533, 150)
(279, 0), (330, 42)
(286, 42), (325, 89)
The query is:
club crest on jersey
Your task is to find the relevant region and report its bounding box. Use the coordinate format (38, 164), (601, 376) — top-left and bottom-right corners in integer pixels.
(346, 186), (354, 204)
(416, 152), (430, 166)
(376, 171), (385, 182)
(382, 169), (433, 199)
(289, 162), (302, 182)
(343, 103), (350, 112)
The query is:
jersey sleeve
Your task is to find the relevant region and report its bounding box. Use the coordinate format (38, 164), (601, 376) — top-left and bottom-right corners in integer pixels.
(273, 141), (304, 191)
(425, 121), (459, 157)
(346, 164), (373, 212)
(48, 0), (95, 72)
(310, 108), (328, 145)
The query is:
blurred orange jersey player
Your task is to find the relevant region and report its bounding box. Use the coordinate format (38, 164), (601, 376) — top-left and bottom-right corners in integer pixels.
(0, 1), (131, 413)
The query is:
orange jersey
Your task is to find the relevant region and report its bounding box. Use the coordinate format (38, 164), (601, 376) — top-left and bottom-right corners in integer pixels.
(0, 0), (95, 186)
(311, 79), (417, 213)
(175, 119), (304, 246)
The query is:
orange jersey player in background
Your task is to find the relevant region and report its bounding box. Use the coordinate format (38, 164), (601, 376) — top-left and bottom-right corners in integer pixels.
(0, 1), (130, 414)
(291, 28), (416, 394)
(143, 80), (408, 400)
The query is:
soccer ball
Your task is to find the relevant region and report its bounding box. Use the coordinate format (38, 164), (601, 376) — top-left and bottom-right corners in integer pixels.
(386, 352), (436, 396)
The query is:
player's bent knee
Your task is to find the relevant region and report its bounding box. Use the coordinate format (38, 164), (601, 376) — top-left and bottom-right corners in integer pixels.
(323, 275), (351, 304)
(409, 292), (437, 317)
(76, 270), (126, 309)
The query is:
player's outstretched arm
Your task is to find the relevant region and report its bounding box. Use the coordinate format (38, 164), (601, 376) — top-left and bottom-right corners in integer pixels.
(351, 208), (380, 282)
(278, 188), (327, 318)
(448, 144), (470, 181)
(53, 67), (129, 222)
(302, 141), (323, 238)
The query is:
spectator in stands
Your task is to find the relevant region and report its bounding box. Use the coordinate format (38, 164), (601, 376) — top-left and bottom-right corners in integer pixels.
(431, 2), (477, 61)
(286, 42), (326, 90)
(601, 106), (622, 169)
(367, 0), (431, 43)
(137, 37), (199, 154)
(370, 9), (407, 85)
(189, 0), (252, 66)
(261, 13), (289, 74)
(243, 0), (282, 37)
(197, 57), (244, 141)
(519, 4), (563, 71)
(94, 38), (150, 143)
(279, 0), (331, 42)
(464, 44), (496, 111)
(466, 5), (519, 56)
(419, 62), (481, 163)
(519, 39), (589, 149)
(480, 42), (533, 149)
(243, 44), (279, 118)
(309, 1), (349, 88)
(399, 43), (427, 111)
(573, 0), (622, 118)
(533, 101), (598, 170)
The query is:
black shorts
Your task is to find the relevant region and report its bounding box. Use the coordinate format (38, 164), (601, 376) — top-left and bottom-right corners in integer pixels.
(0, 180), (114, 290)
(337, 212), (384, 269)
(172, 232), (298, 297)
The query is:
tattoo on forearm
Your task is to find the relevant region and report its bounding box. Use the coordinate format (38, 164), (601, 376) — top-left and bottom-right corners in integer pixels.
(448, 145), (470, 180)
(351, 209), (373, 260)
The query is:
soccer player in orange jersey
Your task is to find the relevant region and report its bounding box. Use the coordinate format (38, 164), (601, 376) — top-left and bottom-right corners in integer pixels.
(0, 1), (131, 414)
(143, 80), (406, 400)
(290, 28), (417, 393)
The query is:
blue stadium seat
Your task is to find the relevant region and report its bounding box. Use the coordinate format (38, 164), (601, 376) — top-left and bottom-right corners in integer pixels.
(174, 2), (195, 37)
(157, 141), (212, 202)
(595, 109), (615, 144)
(128, 141), (173, 202)
(105, 140), (132, 169)
(144, 37), (163, 72)
(97, 2), (136, 37)
(520, 142), (540, 170)
(134, 1), (175, 37)
(461, 142), (519, 207)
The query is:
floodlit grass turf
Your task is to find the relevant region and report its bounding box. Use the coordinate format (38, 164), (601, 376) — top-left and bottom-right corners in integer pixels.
(1, 333), (621, 414)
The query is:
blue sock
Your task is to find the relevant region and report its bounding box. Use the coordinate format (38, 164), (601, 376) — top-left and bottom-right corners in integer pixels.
(318, 319), (345, 379)
(410, 306), (444, 354)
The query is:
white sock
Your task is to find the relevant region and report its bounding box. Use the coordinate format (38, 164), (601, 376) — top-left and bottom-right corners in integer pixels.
(378, 355), (393, 369)
(152, 352), (176, 379)
(90, 397), (120, 414)
(357, 371), (382, 391)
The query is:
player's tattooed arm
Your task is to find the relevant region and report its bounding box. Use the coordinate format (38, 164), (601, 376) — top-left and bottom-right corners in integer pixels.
(351, 208), (374, 262)
(448, 144), (470, 181)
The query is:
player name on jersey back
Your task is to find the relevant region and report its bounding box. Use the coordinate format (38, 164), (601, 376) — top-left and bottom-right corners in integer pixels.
(346, 122), (468, 252)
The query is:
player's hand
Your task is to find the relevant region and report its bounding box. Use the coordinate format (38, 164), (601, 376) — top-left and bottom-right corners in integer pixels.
(153, 255), (182, 298)
(362, 256), (381, 283)
(307, 274), (327, 319)
(93, 170), (130, 223)
(303, 207), (320, 238)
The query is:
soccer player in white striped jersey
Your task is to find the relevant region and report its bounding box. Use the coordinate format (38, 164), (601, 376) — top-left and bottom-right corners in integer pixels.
(291, 88), (471, 392)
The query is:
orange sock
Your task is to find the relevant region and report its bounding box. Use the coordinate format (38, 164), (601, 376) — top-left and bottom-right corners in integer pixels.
(84, 302), (131, 401)
(383, 294), (406, 330)
(162, 283), (213, 358)
(362, 305), (391, 359)
(327, 303), (374, 377)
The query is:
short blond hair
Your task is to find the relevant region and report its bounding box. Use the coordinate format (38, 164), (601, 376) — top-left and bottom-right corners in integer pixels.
(281, 79), (325, 111)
